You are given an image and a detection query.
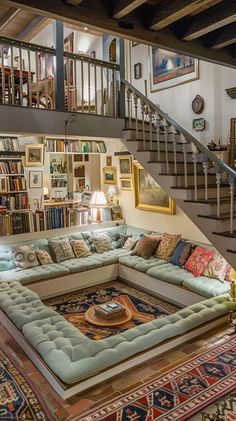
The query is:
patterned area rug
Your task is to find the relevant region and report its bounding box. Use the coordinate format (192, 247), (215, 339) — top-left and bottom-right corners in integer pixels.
(44, 281), (179, 340)
(78, 336), (236, 421)
(0, 346), (51, 420)
(190, 391), (236, 420)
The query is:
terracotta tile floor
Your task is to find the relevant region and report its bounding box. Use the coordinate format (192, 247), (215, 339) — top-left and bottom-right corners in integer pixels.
(0, 321), (234, 420)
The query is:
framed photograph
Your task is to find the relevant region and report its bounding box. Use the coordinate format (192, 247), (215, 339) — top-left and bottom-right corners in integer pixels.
(119, 156), (133, 177)
(120, 178), (133, 191)
(25, 144), (44, 167)
(29, 171), (43, 188)
(103, 166), (117, 185)
(134, 163), (175, 214)
(106, 155), (112, 166)
(149, 47), (199, 92)
(29, 195), (43, 211)
(134, 63), (142, 80)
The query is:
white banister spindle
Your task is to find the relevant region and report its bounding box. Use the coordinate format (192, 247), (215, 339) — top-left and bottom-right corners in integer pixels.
(148, 107), (154, 150)
(154, 112), (161, 160)
(1, 45), (5, 104)
(133, 94), (138, 139)
(203, 159), (209, 201)
(216, 171), (222, 218)
(141, 100), (146, 150)
(27, 49), (32, 107)
(191, 143), (199, 201)
(35, 51), (39, 107)
(172, 126), (178, 174)
(229, 178), (235, 235)
(163, 119), (169, 173)
(10, 45), (14, 104)
(126, 88), (132, 127)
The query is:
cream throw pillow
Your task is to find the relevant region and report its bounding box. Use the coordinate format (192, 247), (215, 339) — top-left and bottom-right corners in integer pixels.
(70, 240), (92, 258)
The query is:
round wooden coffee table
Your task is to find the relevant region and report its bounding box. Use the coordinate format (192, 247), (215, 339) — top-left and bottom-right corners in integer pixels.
(85, 305), (133, 327)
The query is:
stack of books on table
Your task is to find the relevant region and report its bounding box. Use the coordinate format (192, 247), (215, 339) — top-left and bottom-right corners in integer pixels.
(95, 302), (126, 320)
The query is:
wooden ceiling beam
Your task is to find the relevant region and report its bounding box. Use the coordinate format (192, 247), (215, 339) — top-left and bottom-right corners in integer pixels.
(112, 0), (148, 19)
(5, 0), (236, 69)
(16, 15), (49, 41)
(0, 6), (20, 31)
(150, 0), (215, 31)
(181, 0), (236, 41)
(205, 22), (236, 49)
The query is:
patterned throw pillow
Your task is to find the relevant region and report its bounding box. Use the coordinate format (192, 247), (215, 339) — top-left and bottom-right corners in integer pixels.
(113, 233), (131, 249)
(184, 246), (214, 277)
(155, 233), (181, 260)
(170, 240), (195, 268)
(91, 233), (113, 254)
(50, 239), (75, 263)
(225, 264), (235, 282)
(132, 236), (160, 259)
(122, 237), (139, 251)
(12, 246), (39, 270)
(35, 249), (54, 265)
(203, 251), (228, 282)
(70, 240), (92, 258)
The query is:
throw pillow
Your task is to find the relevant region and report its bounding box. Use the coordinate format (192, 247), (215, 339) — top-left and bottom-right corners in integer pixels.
(170, 240), (195, 268)
(203, 251), (228, 282)
(91, 233), (113, 254)
(184, 246), (214, 277)
(12, 245), (39, 270)
(35, 249), (54, 265)
(113, 233), (131, 249)
(155, 233), (181, 260)
(70, 239), (92, 258)
(132, 236), (159, 259)
(50, 239), (75, 263)
(122, 237), (139, 251)
(225, 264), (234, 282)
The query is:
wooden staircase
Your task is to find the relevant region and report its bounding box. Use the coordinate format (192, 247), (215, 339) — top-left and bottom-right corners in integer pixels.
(121, 81), (236, 268)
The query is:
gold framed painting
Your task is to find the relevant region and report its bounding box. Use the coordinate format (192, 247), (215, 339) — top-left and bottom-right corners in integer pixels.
(119, 156), (133, 177)
(120, 177), (133, 191)
(25, 144), (44, 167)
(134, 163), (175, 214)
(149, 47), (199, 92)
(103, 166), (117, 185)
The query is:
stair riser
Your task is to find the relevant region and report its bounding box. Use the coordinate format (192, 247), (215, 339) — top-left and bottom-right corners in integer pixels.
(173, 187), (230, 200)
(212, 233), (236, 250)
(137, 141), (190, 154)
(186, 201), (235, 214)
(158, 162), (203, 173)
(124, 130), (184, 146)
(150, 151), (203, 163)
(172, 174), (217, 186)
(199, 218), (236, 232)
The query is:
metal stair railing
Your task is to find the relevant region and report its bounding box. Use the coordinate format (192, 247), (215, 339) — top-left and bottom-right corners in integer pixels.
(122, 79), (236, 234)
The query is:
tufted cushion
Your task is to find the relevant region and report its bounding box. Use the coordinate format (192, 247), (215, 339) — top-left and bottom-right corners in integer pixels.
(0, 264), (70, 285)
(182, 276), (230, 298)
(92, 249), (129, 266)
(0, 280), (21, 292)
(20, 296), (236, 384)
(147, 263), (194, 285)
(59, 257), (102, 273)
(119, 255), (166, 273)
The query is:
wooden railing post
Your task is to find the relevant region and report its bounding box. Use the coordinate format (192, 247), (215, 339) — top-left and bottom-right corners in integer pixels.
(53, 20), (65, 111)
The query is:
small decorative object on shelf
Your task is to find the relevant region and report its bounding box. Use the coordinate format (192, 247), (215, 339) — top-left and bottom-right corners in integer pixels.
(107, 185), (116, 204)
(207, 139), (227, 151)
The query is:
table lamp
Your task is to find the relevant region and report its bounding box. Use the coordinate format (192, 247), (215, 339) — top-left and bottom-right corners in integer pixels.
(43, 186), (49, 200)
(107, 185), (116, 205)
(90, 191), (107, 223)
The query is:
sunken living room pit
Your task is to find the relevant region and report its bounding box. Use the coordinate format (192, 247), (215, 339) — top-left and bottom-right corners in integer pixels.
(0, 223), (235, 399)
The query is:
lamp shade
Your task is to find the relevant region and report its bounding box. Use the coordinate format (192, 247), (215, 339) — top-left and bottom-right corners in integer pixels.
(90, 191), (107, 207)
(107, 185), (116, 195)
(43, 187), (49, 195)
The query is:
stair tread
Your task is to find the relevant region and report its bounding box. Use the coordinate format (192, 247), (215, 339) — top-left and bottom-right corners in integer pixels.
(198, 212), (236, 221)
(185, 197), (235, 204)
(148, 160), (202, 165)
(213, 230), (236, 238)
(137, 149), (193, 154)
(159, 172), (212, 176)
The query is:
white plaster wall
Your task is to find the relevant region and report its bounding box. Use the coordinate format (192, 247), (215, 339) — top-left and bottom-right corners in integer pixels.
(128, 43), (236, 146)
(101, 139), (209, 243)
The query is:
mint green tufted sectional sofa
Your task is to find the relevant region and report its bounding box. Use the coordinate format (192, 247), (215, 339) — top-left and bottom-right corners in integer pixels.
(0, 225), (231, 299)
(0, 279), (235, 384)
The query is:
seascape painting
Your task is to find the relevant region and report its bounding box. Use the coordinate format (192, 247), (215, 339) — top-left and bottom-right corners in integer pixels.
(149, 47), (198, 92)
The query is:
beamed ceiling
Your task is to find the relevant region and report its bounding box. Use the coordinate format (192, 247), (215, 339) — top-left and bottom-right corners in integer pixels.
(2, 0), (236, 68)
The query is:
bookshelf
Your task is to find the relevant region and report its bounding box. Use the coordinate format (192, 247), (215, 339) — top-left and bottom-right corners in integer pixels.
(45, 138), (107, 154)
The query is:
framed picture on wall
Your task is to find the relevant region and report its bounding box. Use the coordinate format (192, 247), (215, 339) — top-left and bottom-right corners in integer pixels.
(25, 144), (44, 167)
(149, 47), (199, 92)
(103, 166), (117, 185)
(134, 63), (142, 80)
(134, 162), (175, 214)
(120, 178), (133, 191)
(106, 155), (112, 166)
(29, 171), (43, 188)
(29, 195), (43, 211)
(119, 156), (133, 177)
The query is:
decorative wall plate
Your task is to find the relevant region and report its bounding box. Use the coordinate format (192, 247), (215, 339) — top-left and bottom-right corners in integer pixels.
(192, 95), (204, 114)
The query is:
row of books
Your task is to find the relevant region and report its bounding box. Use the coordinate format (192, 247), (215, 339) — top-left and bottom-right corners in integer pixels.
(33, 207), (89, 232)
(46, 139), (107, 154)
(0, 193), (28, 210)
(0, 211), (33, 236)
(0, 161), (23, 174)
(0, 176), (26, 192)
(0, 137), (20, 152)
(46, 139), (64, 152)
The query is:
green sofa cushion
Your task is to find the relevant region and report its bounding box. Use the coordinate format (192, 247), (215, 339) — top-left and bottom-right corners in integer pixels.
(182, 276), (230, 298)
(59, 257), (102, 273)
(21, 296), (236, 384)
(119, 255), (166, 273)
(92, 249), (130, 265)
(124, 226), (150, 237)
(0, 264), (70, 285)
(147, 263), (194, 285)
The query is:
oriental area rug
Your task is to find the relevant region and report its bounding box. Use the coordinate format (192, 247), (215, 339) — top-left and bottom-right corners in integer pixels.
(44, 281), (179, 340)
(0, 347), (51, 420)
(79, 335), (236, 421)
